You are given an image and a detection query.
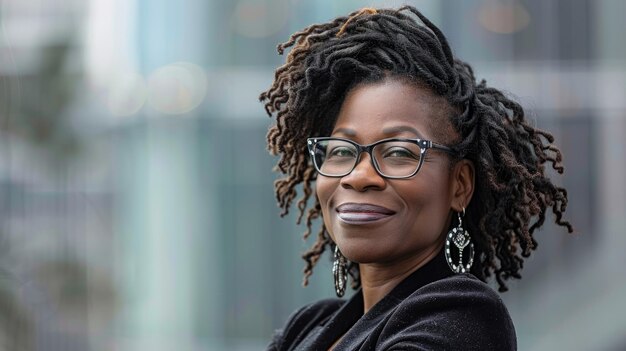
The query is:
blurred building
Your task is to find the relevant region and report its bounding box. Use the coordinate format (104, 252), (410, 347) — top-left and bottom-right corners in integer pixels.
(0, 0), (625, 350)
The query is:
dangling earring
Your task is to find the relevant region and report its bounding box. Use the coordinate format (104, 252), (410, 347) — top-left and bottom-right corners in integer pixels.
(445, 208), (475, 273)
(333, 245), (347, 297)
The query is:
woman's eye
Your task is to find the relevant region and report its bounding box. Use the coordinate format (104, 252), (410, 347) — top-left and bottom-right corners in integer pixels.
(328, 147), (355, 158)
(384, 148), (418, 159)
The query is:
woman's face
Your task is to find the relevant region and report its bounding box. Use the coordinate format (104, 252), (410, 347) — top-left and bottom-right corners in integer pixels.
(316, 79), (459, 266)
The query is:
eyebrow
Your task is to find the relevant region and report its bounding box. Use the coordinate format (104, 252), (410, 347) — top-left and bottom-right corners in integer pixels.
(332, 127), (357, 137)
(332, 126), (424, 138)
(382, 125), (423, 138)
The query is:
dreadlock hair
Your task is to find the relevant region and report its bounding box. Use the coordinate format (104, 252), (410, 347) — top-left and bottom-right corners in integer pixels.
(259, 5), (573, 292)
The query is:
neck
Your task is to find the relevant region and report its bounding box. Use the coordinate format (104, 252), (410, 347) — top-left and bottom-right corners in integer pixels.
(359, 242), (443, 313)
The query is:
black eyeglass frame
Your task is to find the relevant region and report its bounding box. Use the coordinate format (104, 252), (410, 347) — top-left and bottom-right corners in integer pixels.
(307, 137), (458, 179)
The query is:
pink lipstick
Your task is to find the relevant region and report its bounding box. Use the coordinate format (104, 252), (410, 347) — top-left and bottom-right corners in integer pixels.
(336, 203), (395, 224)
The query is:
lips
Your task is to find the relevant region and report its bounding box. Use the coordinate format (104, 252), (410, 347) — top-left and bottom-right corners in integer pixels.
(336, 203), (396, 224)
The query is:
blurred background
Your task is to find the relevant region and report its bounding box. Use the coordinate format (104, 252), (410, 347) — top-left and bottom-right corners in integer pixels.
(0, 0), (624, 350)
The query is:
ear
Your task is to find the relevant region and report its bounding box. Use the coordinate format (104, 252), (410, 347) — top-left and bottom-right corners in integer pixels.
(450, 159), (475, 212)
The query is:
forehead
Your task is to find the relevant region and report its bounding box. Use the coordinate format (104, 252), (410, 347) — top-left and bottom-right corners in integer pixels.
(332, 79), (443, 141)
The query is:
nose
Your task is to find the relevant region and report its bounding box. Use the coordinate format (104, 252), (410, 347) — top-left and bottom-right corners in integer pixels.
(339, 153), (386, 191)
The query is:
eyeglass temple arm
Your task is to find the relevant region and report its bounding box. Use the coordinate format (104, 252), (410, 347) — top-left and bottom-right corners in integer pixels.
(428, 141), (458, 155)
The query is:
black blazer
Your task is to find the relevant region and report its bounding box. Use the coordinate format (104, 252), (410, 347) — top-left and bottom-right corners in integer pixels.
(267, 249), (516, 350)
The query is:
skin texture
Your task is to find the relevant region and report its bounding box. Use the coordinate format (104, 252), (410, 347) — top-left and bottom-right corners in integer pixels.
(316, 78), (475, 312)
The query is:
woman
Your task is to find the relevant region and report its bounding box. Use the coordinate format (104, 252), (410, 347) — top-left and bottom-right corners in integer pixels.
(260, 6), (572, 350)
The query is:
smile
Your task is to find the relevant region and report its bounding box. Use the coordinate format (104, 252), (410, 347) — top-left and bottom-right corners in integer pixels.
(336, 203), (396, 224)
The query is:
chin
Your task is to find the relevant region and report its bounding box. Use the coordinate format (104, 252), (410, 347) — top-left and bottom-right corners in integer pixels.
(338, 240), (397, 264)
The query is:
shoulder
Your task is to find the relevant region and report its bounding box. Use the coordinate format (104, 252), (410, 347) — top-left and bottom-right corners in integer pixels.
(285, 298), (345, 329)
(379, 274), (516, 350)
(267, 298), (344, 351)
(412, 273), (510, 310)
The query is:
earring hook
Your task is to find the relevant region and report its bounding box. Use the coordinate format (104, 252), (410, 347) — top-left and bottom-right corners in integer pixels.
(458, 207), (465, 228)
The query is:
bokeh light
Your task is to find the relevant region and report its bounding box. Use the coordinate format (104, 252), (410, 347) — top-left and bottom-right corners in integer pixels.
(147, 62), (208, 115)
(107, 72), (147, 116)
(478, 1), (530, 34)
(233, 0), (289, 38)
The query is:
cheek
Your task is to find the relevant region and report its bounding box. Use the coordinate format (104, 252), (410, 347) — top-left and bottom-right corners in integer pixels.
(407, 177), (452, 232)
(315, 177), (335, 223)
(398, 171), (451, 218)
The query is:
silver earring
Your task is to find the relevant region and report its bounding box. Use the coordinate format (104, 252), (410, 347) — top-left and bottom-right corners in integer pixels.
(445, 208), (474, 273)
(333, 245), (347, 297)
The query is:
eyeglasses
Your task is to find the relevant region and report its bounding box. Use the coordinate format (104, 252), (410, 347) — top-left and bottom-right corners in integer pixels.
(307, 137), (457, 179)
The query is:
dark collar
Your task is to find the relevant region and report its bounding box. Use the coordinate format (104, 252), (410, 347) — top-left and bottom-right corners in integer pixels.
(313, 248), (453, 349)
